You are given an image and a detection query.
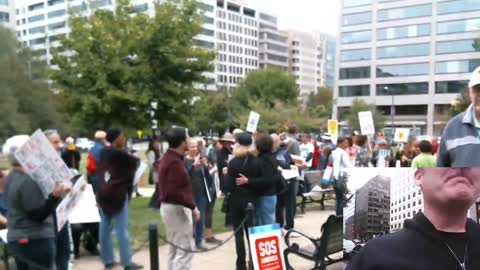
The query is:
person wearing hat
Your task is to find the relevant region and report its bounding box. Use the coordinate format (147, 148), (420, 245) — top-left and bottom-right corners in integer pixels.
(371, 138), (396, 167)
(224, 132), (263, 270)
(61, 137), (81, 171)
(97, 129), (143, 270)
(87, 130), (107, 194)
(437, 66), (480, 167)
(217, 132), (235, 195)
(3, 135), (71, 270)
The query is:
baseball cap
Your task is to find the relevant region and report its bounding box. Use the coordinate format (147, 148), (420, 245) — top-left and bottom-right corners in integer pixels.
(469, 66), (480, 88)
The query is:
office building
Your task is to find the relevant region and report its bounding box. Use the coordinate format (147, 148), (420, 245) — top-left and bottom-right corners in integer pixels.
(0, 0), (15, 29)
(325, 35), (336, 89)
(354, 175), (390, 240)
(334, 0), (480, 136)
(389, 169), (423, 232)
(258, 12), (289, 70)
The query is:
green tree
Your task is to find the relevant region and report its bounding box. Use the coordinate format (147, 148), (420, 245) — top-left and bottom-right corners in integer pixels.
(450, 87), (471, 117)
(50, 0), (215, 133)
(234, 100), (327, 133)
(189, 90), (231, 135)
(232, 68), (299, 110)
(0, 26), (63, 139)
(345, 99), (386, 133)
(306, 87), (334, 118)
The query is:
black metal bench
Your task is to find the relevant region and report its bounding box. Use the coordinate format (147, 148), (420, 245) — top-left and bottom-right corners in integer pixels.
(297, 170), (335, 213)
(284, 215), (344, 270)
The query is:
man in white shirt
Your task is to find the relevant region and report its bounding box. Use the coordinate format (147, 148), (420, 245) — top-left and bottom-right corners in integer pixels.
(331, 137), (354, 215)
(299, 134), (314, 168)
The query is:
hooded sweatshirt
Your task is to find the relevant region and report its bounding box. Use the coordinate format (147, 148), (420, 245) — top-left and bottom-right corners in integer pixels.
(347, 212), (480, 270)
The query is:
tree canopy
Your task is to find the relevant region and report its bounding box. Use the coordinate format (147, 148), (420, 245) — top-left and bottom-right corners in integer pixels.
(50, 0), (215, 133)
(306, 87), (334, 119)
(0, 26), (63, 139)
(345, 99), (386, 133)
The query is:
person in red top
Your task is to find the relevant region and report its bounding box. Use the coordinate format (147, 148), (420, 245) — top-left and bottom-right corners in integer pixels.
(311, 138), (320, 170)
(157, 127), (200, 270)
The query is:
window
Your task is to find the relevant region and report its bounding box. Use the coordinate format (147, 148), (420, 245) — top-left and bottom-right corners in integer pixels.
(339, 67), (371, 79)
(0, 12), (8, 23)
(438, 18), (480, 34)
(48, 0), (64, 6)
(377, 43), (430, 59)
(376, 83), (429, 95)
(91, 0), (112, 9)
(435, 80), (469, 94)
(340, 48), (371, 62)
(377, 24), (430, 40)
(195, 39), (214, 49)
(343, 0), (371, 8)
(0, 0), (8, 6)
(29, 26), (46, 35)
(437, 39), (480, 54)
(342, 30), (371, 44)
(436, 60), (480, 74)
(378, 4), (431, 22)
(260, 13), (276, 24)
(266, 32), (287, 43)
(28, 14), (44, 23)
(376, 63), (429, 77)
(48, 9), (66, 18)
(199, 2), (214, 12)
(48, 21), (65, 31)
(342, 11), (371, 26)
(28, 2), (44, 11)
(30, 37), (46, 45)
(437, 0), (480, 15)
(203, 16), (214, 24)
(339, 85), (370, 97)
(202, 29), (214, 36)
(267, 43), (288, 53)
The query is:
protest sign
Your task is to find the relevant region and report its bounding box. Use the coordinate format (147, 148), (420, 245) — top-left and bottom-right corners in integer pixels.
(69, 184), (100, 224)
(249, 224), (286, 270)
(14, 129), (75, 198)
(377, 149), (390, 168)
(358, 111), (375, 135)
(56, 176), (88, 231)
(394, 128), (410, 143)
(328, 119), (338, 144)
(290, 155), (306, 166)
(280, 165), (299, 179)
(0, 229), (7, 243)
(246, 111), (260, 133)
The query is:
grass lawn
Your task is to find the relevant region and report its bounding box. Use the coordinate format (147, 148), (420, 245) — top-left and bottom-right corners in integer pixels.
(128, 197), (228, 249)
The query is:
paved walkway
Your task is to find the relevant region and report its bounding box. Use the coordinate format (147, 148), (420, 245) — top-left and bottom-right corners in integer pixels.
(75, 192), (345, 270)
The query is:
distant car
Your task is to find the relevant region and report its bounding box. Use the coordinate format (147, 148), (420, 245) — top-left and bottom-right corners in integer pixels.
(75, 138), (94, 152)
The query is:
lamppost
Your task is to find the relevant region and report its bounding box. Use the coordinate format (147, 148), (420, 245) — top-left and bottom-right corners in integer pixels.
(384, 86), (394, 132)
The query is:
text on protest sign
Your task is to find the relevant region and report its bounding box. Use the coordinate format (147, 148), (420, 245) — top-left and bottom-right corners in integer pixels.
(14, 129), (75, 198)
(249, 224), (286, 270)
(56, 176), (88, 231)
(358, 111), (375, 135)
(246, 111), (261, 133)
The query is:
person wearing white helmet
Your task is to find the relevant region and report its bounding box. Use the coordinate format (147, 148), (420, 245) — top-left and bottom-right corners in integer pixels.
(438, 66), (480, 167)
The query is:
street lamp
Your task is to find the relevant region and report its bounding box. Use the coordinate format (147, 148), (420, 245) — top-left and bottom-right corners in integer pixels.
(384, 86), (394, 132)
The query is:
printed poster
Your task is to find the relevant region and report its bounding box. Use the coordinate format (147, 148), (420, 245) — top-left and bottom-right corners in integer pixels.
(56, 176), (88, 231)
(246, 111), (260, 133)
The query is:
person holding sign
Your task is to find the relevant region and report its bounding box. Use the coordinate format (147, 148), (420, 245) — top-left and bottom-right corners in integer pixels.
(371, 138), (396, 168)
(96, 129), (143, 270)
(184, 138), (214, 251)
(3, 135), (71, 270)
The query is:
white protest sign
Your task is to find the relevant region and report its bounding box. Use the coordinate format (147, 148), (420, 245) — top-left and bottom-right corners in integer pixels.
(248, 224), (286, 270)
(394, 128), (410, 143)
(14, 129), (75, 198)
(290, 155), (306, 166)
(280, 168), (299, 180)
(246, 111), (260, 133)
(68, 184), (100, 224)
(0, 229), (7, 243)
(56, 176), (88, 231)
(134, 161), (148, 186)
(377, 149), (390, 168)
(359, 111), (375, 135)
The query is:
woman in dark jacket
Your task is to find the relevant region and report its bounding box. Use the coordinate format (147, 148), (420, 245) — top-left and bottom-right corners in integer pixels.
(224, 132), (263, 270)
(237, 133), (282, 226)
(184, 138), (213, 250)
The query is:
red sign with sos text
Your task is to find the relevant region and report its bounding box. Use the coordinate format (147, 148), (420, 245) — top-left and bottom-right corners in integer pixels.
(254, 236), (284, 270)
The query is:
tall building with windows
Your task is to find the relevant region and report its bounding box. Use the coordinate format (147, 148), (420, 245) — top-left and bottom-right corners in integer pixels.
(334, 0), (480, 136)
(0, 0), (15, 29)
(258, 12), (288, 70)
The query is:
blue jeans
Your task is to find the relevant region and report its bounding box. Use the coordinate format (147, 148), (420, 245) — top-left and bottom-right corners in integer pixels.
(194, 196), (207, 246)
(276, 179), (298, 230)
(335, 187), (344, 216)
(99, 200), (132, 267)
(256, 195), (277, 226)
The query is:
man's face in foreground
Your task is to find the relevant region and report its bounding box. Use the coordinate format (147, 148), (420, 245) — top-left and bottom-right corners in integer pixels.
(470, 85), (480, 116)
(416, 168), (480, 208)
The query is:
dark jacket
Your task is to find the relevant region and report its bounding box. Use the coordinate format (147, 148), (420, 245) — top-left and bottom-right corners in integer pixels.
(184, 157), (213, 202)
(157, 150), (195, 210)
(225, 147), (262, 208)
(97, 147), (139, 216)
(371, 149), (396, 167)
(61, 148), (81, 170)
(217, 147), (232, 193)
(248, 153), (282, 197)
(347, 212), (480, 270)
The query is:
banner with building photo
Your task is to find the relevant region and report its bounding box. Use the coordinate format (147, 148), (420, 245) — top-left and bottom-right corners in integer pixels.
(14, 129), (75, 198)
